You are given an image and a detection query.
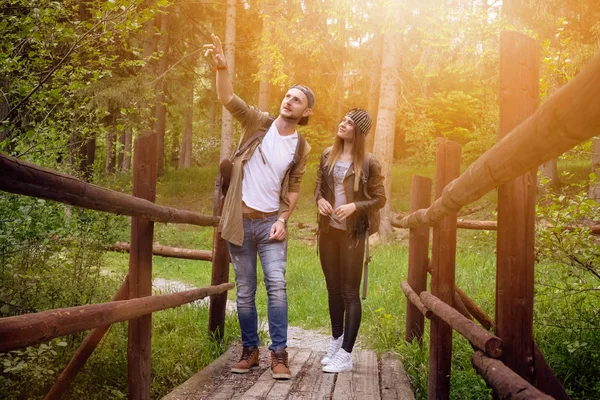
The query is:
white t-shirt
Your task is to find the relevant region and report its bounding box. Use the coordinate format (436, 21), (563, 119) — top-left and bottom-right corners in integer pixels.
(242, 124), (298, 212)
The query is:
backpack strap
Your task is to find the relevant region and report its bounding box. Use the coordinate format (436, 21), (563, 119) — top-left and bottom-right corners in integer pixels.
(362, 234), (371, 300)
(231, 117), (276, 159)
(361, 152), (374, 300)
(290, 133), (307, 175)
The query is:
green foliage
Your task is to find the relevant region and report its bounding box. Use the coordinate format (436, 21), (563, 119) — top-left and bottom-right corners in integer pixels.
(0, 339), (72, 397)
(536, 172), (600, 285)
(534, 172), (600, 399)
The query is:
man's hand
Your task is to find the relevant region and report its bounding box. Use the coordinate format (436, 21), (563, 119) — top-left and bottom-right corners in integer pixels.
(203, 34), (227, 68)
(317, 198), (334, 216)
(269, 220), (287, 241)
(333, 203), (357, 221)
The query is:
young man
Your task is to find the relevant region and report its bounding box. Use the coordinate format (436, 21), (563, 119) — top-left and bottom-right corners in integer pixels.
(204, 34), (313, 380)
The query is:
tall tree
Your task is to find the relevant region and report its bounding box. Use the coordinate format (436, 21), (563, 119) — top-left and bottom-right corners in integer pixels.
(591, 137), (600, 201)
(219, 0), (236, 162)
(373, 30), (402, 238)
(257, 0), (274, 111)
(179, 82), (194, 169)
(154, 11), (171, 176)
(366, 31), (383, 153)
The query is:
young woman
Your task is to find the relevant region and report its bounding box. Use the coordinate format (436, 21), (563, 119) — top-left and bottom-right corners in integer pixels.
(314, 108), (386, 373)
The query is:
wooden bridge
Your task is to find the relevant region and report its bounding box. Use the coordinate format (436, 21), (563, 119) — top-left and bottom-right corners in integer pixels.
(1, 29), (599, 399)
(162, 345), (414, 400)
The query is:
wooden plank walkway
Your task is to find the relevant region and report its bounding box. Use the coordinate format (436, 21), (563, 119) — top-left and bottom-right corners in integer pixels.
(162, 345), (414, 400)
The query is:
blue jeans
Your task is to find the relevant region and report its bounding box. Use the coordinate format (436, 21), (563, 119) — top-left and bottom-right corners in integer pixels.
(227, 215), (288, 351)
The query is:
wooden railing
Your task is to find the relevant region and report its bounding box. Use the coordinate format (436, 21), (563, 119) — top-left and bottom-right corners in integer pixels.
(398, 31), (600, 400)
(0, 132), (232, 400)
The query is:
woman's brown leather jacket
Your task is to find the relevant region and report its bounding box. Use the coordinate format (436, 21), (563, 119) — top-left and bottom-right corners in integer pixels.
(314, 147), (386, 238)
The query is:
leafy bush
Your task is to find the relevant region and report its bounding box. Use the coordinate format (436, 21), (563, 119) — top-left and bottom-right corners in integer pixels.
(534, 172), (600, 399)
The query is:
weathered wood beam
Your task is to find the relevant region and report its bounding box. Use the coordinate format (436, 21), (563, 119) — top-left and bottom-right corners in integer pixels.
(452, 290), (472, 321)
(0, 283), (234, 353)
(400, 281), (433, 319)
(44, 277), (129, 400)
(428, 139), (461, 400)
(208, 198), (230, 341)
(421, 292), (503, 358)
(128, 132), (156, 400)
(454, 286), (495, 331)
(457, 219), (497, 230)
(405, 176), (432, 343)
(0, 153), (219, 227)
(395, 218), (600, 234)
(396, 45), (600, 229)
(108, 242), (212, 261)
(534, 344), (572, 400)
(496, 31), (538, 384)
(472, 351), (554, 400)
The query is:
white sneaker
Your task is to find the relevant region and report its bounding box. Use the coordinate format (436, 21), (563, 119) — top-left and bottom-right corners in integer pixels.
(321, 335), (344, 366)
(322, 348), (352, 373)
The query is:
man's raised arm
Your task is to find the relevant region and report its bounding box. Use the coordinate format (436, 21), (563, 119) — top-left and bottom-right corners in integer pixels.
(203, 34), (233, 105)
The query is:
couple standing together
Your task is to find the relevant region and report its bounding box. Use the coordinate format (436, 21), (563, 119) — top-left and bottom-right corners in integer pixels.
(204, 34), (386, 380)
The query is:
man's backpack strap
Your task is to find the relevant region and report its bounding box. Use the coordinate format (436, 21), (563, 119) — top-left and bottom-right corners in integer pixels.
(290, 133), (307, 175)
(232, 117), (276, 158)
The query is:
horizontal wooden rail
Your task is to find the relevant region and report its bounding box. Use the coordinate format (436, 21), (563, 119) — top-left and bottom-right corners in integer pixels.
(395, 218), (600, 234)
(472, 351), (554, 399)
(0, 153), (219, 227)
(108, 242), (212, 261)
(44, 277), (129, 400)
(400, 281), (433, 319)
(455, 286), (495, 331)
(0, 283), (234, 353)
(396, 50), (600, 229)
(420, 292), (503, 358)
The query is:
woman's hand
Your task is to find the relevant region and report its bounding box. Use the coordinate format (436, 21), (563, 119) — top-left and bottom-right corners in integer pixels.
(334, 203), (357, 221)
(317, 198), (334, 216)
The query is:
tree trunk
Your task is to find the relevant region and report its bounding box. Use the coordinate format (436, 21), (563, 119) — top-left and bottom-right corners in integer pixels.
(257, 0), (273, 112)
(154, 11), (170, 176)
(219, 0), (236, 162)
(366, 32), (383, 153)
(170, 127), (180, 168)
(179, 84), (194, 169)
(209, 75), (217, 138)
(0, 78), (8, 146)
(106, 128), (116, 173)
(539, 159), (560, 191)
(590, 137), (600, 200)
(373, 32), (402, 239)
(121, 130), (132, 171)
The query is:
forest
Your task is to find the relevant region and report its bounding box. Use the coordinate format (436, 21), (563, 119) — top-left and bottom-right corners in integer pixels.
(1, 0), (599, 399)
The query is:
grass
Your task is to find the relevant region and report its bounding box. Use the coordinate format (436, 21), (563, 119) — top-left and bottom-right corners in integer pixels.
(6, 157), (595, 399)
(127, 157), (596, 400)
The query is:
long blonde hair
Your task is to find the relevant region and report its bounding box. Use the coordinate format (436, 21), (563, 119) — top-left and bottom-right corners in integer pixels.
(325, 129), (366, 192)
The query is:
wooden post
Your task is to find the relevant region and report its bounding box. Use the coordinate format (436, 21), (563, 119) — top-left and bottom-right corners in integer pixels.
(496, 31), (539, 384)
(428, 138), (461, 400)
(405, 175), (432, 343)
(128, 132), (157, 400)
(208, 190), (230, 341)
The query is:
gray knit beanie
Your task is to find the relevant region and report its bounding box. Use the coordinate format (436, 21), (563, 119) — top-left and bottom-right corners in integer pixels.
(347, 108), (372, 135)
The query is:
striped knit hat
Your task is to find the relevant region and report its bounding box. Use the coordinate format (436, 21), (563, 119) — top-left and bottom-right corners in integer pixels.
(347, 108), (372, 136)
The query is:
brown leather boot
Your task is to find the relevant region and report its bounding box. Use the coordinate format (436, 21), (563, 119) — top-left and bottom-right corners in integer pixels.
(270, 349), (291, 379)
(231, 346), (259, 373)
